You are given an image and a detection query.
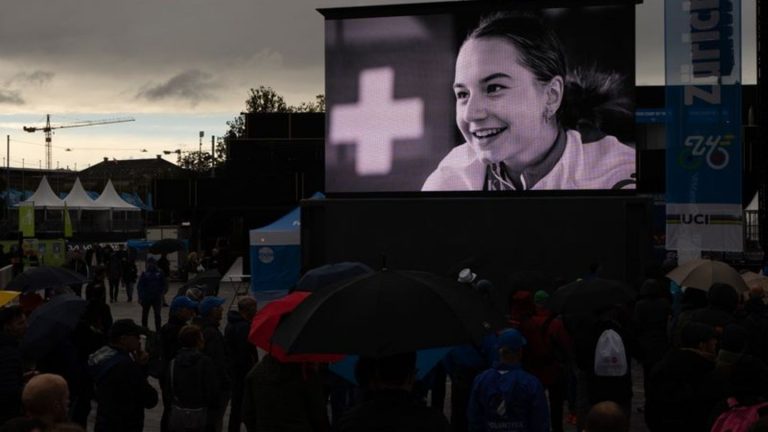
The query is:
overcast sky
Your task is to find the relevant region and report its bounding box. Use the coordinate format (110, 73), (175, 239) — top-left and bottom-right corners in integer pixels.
(0, 0), (757, 172)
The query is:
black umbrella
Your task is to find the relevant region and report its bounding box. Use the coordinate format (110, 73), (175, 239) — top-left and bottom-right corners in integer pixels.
(149, 238), (186, 254)
(295, 262), (373, 292)
(177, 269), (221, 297)
(21, 293), (87, 360)
(548, 278), (635, 316)
(272, 269), (506, 357)
(7, 266), (88, 293)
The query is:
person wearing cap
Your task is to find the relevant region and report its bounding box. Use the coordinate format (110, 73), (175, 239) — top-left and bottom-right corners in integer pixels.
(520, 290), (571, 432)
(158, 296), (199, 432)
(467, 328), (549, 432)
(644, 321), (720, 432)
(198, 296), (230, 432)
(138, 257), (167, 332)
(88, 319), (158, 432)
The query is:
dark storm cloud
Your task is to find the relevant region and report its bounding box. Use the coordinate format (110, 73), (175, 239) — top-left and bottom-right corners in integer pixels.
(5, 70), (54, 87)
(136, 70), (219, 105)
(0, 90), (24, 105)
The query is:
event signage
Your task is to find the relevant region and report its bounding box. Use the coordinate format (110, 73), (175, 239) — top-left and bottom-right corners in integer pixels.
(19, 203), (34, 238)
(665, 0), (742, 251)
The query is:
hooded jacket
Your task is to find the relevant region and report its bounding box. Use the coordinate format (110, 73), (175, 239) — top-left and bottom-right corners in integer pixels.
(242, 355), (329, 432)
(88, 345), (158, 432)
(645, 348), (720, 432)
(164, 348), (221, 416)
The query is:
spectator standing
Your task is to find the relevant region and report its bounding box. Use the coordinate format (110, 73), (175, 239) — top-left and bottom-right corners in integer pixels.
(224, 297), (258, 432)
(121, 254), (138, 303)
(63, 250), (88, 297)
(0, 306), (29, 424)
(157, 254), (171, 280)
(198, 297), (230, 432)
(137, 258), (167, 332)
(243, 354), (331, 432)
(159, 296), (199, 432)
(467, 328), (549, 432)
(633, 279), (671, 414)
(338, 352), (448, 432)
(88, 319), (158, 432)
(70, 280), (113, 426)
(164, 325), (221, 432)
(520, 290), (571, 432)
(645, 322), (720, 432)
(106, 246), (124, 303)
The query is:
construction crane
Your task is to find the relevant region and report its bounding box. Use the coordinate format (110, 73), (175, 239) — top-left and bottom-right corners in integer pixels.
(23, 114), (135, 169)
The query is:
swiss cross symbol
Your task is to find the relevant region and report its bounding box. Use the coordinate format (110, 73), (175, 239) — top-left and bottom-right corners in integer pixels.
(329, 67), (424, 176)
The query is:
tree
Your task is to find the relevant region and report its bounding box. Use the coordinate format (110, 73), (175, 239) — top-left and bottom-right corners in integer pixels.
(292, 94), (325, 113)
(179, 87), (323, 173)
(245, 86), (289, 113)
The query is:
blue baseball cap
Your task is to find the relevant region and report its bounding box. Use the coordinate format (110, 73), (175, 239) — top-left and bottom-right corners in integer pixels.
(198, 296), (225, 316)
(496, 328), (527, 352)
(170, 295), (198, 312)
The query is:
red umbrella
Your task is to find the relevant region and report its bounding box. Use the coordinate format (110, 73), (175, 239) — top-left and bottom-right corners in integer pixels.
(248, 291), (343, 363)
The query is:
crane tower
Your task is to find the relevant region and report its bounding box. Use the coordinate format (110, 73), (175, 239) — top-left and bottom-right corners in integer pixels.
(23, 114), (135, 169)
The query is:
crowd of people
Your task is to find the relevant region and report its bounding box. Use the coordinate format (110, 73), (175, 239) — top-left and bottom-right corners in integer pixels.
(4, 256), (768, 431)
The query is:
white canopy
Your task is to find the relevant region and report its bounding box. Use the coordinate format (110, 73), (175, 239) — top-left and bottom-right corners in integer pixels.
(19, 176), (65, 209)
(63, 178), (107, 210)
(93, 179), (140, 211)
(747, 192), (759, 211)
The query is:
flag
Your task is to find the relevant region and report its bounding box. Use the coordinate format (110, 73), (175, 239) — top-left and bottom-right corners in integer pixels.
(19, 204), (34, 237)
(63, 203), (73, 238)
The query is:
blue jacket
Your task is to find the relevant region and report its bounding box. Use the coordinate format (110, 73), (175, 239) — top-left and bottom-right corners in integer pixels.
(467, 362), (549, 432)
(137, 267), (166, 303)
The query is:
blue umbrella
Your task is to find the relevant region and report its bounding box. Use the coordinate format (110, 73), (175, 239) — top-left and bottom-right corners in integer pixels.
(329, 346), (453, 385)
(296, 262), (373, 292)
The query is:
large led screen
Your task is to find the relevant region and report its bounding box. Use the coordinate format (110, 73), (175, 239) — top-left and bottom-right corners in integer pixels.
(324, 1), (636, 193)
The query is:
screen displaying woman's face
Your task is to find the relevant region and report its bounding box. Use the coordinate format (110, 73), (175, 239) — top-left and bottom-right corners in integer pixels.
(453, 36), (553, 169)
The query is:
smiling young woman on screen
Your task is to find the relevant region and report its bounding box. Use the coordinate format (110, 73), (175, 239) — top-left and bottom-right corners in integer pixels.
(421, 12), (636, 192)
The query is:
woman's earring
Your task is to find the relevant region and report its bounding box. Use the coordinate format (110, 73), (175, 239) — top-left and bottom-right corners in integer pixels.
(543, 108), (552, 121)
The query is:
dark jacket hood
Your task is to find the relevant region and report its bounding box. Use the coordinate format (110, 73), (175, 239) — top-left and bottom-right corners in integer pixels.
(662, 348), (715, 380)
(227, 310), (247, 326)
(173, 348), (204, 368)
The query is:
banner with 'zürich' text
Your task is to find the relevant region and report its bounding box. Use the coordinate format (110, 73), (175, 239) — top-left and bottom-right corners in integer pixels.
(665, 0), (742, 252)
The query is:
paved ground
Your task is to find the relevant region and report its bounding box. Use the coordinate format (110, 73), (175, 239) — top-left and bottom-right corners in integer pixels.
(90, 280), (650, 432)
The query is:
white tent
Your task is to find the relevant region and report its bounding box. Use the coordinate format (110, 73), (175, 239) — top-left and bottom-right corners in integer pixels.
(18, 176), (65, 209)
(63, 177), (107, 210)
(747, 192), (759, 211)
(93, 179), (140, 211)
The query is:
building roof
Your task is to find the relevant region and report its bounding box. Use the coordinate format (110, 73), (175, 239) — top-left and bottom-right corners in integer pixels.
(79, 157), (190, 182)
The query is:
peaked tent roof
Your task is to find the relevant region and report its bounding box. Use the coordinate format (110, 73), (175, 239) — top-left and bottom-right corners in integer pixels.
(63, 178), (107, 210)
(249, 206), (301, 245)
(93, 179), (140, 211)
(19, 176), (65, 209)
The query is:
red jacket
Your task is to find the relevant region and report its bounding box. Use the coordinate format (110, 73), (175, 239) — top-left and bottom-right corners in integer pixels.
(520, 307), (572, 387)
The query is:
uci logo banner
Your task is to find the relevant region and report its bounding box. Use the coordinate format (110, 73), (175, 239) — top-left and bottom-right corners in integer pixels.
(665, 0), (742, 252)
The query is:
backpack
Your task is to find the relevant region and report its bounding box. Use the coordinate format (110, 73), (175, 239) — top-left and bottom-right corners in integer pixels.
(711, 398), (768, 432)
(593, 329), (627, 377)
